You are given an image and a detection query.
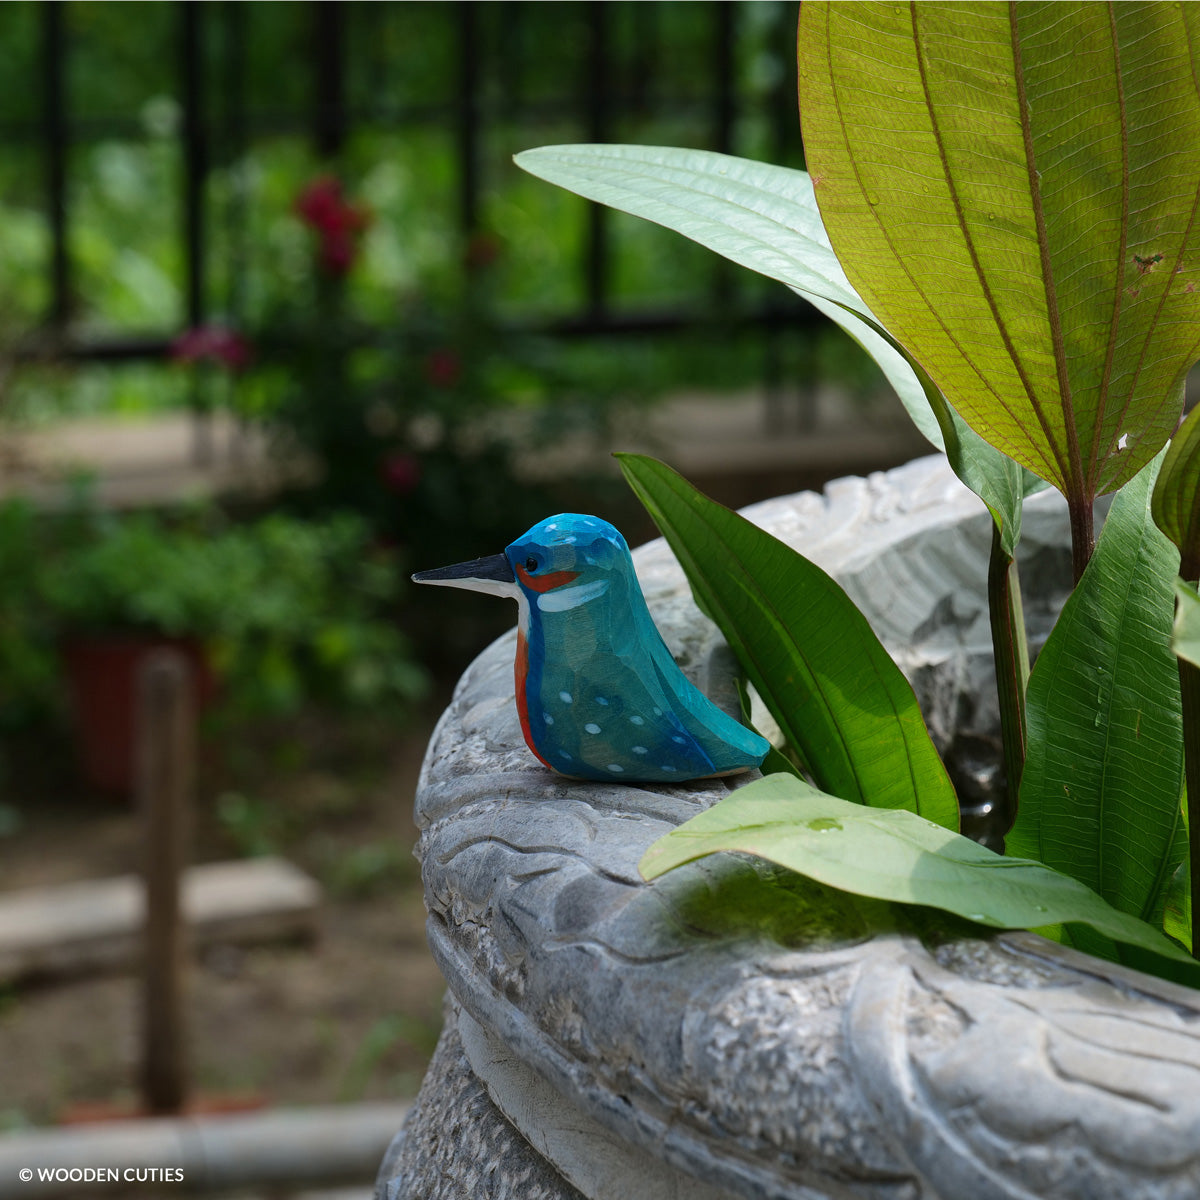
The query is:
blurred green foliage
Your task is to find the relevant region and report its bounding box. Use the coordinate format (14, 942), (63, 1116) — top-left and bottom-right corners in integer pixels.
(0, 496), (427, 729)
(0, 2), (861, 425)
(0, 2), (883, 744)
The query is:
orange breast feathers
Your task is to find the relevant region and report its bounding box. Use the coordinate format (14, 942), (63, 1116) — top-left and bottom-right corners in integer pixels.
(513, 627), (554, 770)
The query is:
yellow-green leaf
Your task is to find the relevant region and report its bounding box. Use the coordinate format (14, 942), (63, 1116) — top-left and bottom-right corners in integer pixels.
(799, 1), (1200, 504)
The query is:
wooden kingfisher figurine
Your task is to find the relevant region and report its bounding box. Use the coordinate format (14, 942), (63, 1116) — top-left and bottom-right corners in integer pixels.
(413, 513), (769, 783)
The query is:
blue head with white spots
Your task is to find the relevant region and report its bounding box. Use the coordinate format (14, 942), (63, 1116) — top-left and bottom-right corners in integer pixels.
(505, 514), (635, 625)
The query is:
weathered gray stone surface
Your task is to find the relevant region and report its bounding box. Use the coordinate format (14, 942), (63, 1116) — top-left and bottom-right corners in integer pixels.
(380, 455), (1200, 1200)
(377, 998), (584, 1200)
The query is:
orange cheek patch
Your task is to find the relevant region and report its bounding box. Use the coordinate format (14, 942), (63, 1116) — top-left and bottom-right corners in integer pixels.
(515, 565), (580, 593)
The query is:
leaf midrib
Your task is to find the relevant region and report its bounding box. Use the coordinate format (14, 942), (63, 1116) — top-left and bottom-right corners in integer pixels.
(912, 1), (1067, 479)
(1008, 1), (1085, 500)
(1088, 1), (1131, 488)
(822, 3), (1056, 485)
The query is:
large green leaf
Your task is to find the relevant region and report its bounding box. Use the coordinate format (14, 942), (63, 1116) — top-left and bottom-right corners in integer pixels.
(515, 143), (945, 449)
(515, 146), (869, 329)
(1008, 455), (1184, 924)
(514, 143), (1051, 553)
(1153, 402), (1200, 580)
(639, 773), (1199, 979)
(799, 2), (1200, 502)
(617, 453), (958, 830)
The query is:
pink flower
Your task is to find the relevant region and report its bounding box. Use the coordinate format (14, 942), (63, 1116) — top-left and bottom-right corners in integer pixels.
(169, 324), (252, 371)
(381, 451), (421, 495)
(424, 348), (461, 389)
(295, 176), (371, 276)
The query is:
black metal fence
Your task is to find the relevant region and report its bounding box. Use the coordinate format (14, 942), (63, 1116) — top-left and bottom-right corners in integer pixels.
(11, 0), (819, 369)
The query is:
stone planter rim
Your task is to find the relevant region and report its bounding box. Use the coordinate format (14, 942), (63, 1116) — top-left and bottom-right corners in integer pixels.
(402, 455), (1200, 1200)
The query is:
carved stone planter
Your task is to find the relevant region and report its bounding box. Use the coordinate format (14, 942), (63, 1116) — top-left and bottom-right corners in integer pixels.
(377, 456), (1200, 1200)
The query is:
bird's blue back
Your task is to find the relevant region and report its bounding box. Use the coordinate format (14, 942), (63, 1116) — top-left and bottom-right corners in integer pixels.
(507, 514), (767, 782)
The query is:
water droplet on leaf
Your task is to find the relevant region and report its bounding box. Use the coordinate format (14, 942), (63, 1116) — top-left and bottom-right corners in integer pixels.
(806, 817), (842, 832)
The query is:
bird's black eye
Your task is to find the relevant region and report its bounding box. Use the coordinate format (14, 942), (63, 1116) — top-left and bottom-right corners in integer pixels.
(525, 556), (538, 573)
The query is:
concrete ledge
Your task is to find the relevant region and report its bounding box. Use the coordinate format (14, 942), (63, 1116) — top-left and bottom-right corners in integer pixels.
(0, 857), (321, 984)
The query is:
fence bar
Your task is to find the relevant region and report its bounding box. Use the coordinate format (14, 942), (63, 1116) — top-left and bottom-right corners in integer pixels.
(629, 2), (654, 116)
(543, 300), (820, 339)
(313, 1), (346, 157)
(180, 3), (207, 330)
(42, 2), (68, 330)
(711, 2), (737, 308)
(180, 3), (212, 463)
(496, 1), (521, 125)
(584, 1), (610, 319)
(457, 1), (481, 235)
(713, 2), (735, 155)
(770, 1), (800, 166)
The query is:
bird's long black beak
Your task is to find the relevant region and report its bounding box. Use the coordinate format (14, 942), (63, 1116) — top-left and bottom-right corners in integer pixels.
(412, 552), (517, 597)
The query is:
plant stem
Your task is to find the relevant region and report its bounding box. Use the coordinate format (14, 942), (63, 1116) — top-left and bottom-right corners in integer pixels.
(1179, 656), (1200, 959)
(1067, 493), (1095, 585)
(988, 523), (1029, 837)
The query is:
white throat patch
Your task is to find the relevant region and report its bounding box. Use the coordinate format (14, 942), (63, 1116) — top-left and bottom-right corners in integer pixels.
(536, 578), (609, 612)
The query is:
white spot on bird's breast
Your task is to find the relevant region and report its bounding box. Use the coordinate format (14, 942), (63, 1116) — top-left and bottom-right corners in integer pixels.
(584, 723), (601, 735)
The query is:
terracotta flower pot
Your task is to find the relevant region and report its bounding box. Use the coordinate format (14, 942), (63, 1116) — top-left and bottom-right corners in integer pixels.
(61, 634), (217, 796)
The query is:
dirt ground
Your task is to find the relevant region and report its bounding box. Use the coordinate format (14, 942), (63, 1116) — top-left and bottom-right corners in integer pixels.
(0, 674), (461, 1131)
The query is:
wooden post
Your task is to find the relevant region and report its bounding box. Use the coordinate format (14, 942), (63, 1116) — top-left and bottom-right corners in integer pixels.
(138, 649), (195, 1115)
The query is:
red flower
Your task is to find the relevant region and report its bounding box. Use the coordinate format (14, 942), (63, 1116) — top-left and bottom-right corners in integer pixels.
(424, 348), (461, 389)
(169, 324), (252, 371)
(381, 451), (421, 495)
(295, 175), (371, 276)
